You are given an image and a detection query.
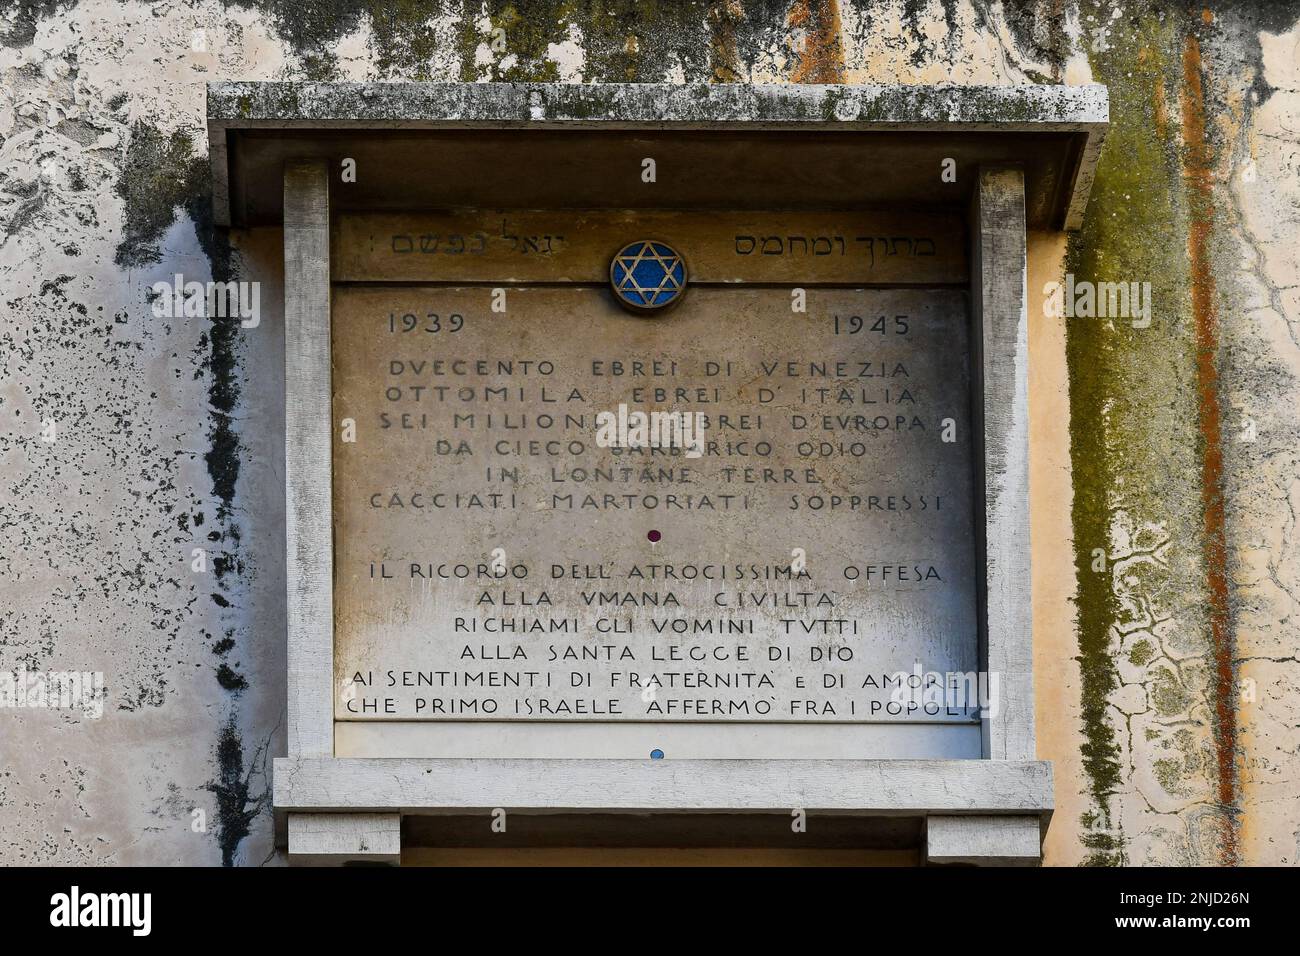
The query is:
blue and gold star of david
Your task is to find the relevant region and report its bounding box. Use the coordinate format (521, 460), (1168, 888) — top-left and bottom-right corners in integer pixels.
(609, 240), (687, 313)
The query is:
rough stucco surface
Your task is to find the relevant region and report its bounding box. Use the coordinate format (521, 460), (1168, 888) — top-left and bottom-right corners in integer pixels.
(0, 0), (1296, 866)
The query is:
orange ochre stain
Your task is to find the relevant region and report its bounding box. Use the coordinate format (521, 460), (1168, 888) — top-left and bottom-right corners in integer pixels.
(788, 0), (846, 84)
(1180, 30), (1240, 866)
(707, 1), (744, 83)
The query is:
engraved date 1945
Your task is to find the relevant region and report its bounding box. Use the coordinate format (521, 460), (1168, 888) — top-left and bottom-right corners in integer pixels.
(832, 314), (910, 335)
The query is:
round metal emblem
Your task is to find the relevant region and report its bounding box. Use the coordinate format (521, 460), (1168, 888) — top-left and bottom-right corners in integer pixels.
(609, 240), (687, 313)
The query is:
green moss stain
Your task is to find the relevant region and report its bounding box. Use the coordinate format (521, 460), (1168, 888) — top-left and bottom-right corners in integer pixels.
(1068, 3), (1218, 864)
(457, 1), (569, 82)
(455, 0), (711, 82)
(1150, 666), (1191, 717)
(368, 0), (461, 79)
(1153, 757), (1183, 792)
(574, 1), (711, 81)
(1127, 638), (1154, 667)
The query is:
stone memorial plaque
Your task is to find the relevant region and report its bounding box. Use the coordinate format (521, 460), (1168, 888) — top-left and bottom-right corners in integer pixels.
(211, 80), (1087, 862)
(332, 229), (978, 723)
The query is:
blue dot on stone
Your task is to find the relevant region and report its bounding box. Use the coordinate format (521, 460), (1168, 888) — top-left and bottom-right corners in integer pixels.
(650, 749), (664, 760)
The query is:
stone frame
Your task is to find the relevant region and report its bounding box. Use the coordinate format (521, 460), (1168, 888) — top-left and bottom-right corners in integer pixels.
(207, 82), (1109, 865)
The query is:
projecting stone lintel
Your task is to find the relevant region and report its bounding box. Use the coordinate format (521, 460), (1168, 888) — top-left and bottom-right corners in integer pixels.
(206, 81), (1106, 230)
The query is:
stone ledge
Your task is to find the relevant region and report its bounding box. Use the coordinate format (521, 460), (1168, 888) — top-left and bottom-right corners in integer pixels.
(274, 756), (1054, 816)
(206, 81), (1107, 230)
(208, 81), (1108, 129)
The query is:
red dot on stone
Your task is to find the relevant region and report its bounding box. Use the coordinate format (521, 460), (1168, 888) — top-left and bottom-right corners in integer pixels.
(647, 529), (662, 542)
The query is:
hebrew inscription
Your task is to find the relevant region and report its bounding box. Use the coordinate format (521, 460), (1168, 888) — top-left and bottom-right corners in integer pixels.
(331, 210), (965, 284)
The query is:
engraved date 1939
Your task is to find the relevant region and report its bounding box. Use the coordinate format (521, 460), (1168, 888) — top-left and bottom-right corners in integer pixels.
(387, 311), (465, 333)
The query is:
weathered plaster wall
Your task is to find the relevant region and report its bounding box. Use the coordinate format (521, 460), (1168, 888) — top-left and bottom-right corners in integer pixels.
(0, 0), (1296, 866)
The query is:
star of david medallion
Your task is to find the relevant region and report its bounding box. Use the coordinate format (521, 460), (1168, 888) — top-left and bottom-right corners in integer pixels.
(609, 240), (687, 314)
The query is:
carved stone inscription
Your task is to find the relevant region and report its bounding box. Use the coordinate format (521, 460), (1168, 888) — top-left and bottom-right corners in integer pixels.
(330, 210), (966, 285)
(332, 285), (978, 722)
